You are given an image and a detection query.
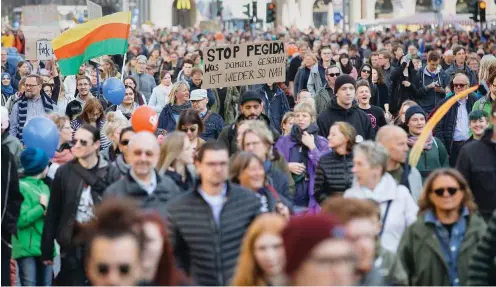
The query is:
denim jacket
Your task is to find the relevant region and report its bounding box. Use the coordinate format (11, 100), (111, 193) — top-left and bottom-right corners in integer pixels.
(424, 208), (469, 286)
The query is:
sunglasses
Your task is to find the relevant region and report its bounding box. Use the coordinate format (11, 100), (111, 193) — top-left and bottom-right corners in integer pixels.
(433, 187), (459, 197)
(181, 126), (197, 133)
(97, 263), (131, 276)
(453, 83), (468, 89)
(120, 139), (130, 146)
(362, 70), (371, 74)
(72, 138), (89, 147)
(327, 73), (340, 77)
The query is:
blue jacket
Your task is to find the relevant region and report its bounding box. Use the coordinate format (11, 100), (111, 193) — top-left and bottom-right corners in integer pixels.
(414, 66), (450, 114)
(444, 62), (478, 86)
(157, 104), (179, 133)
(200, 110), (224, 141)
(255, 84), (290, 134)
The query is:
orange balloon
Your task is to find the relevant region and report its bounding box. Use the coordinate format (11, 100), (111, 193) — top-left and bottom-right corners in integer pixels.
(131, 106), (158, 133)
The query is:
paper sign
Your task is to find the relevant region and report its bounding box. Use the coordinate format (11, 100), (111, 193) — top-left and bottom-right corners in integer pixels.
(199, 20), (220, 31)
(202, 41), (286, 89)
(22, 5), (59, 26)
(36, 40), (55, 60)
(23, 26), (60, 60)
(87, 0), (103, 20)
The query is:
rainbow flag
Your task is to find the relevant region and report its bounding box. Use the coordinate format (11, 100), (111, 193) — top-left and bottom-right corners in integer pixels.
(52, 11), (131, 76)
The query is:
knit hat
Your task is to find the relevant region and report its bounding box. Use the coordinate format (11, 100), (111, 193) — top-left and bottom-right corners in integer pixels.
(282, 214), (344, 276)
(240, 90), (262, 105)
(405, 105), (426, 124)
(334, 75), (356, 93)
(20, 148), (49, 176)
(190, 89), (208, 101)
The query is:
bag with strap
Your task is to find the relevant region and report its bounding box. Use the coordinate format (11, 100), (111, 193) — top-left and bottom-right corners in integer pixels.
(379, 200), (392, 237)
(201, 110), (212, 125)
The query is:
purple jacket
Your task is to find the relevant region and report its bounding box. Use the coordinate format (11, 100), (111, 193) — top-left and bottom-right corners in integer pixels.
(275, 134), (329, 210)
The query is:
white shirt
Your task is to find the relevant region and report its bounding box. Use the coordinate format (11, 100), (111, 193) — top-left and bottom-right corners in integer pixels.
(198, 184), (227, 226)
(130, 169), (157, 195)
(76, 186), (95, 223)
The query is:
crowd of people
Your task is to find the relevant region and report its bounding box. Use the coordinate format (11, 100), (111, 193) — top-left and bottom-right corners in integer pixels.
(1, 22), (496, 286)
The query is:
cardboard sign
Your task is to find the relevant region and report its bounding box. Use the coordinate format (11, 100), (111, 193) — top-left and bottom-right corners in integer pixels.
(22, 5), (59, 26)
(199, 20), (220, 32)
(36, 40), (55, 60)
(87, 0), (103, 20)
(23, 26), (60, 60)
(202, 41), (286, 89)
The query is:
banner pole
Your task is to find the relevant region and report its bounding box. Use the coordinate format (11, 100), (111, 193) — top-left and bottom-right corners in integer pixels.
(96, 63), (101, 98)
(121, 50), (127, 81)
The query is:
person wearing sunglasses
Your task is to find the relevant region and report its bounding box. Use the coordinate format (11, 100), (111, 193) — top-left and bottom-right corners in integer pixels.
(105, 131), (182, 220)
(157, 131), (196, 193)
(47, 113), (75, 167)
(314, 65), (341, 115)
(177, 108), (205, 154)
(40, 124), (121, 285)
(397, 168), (486, 286)
(83, 198), (145, 286)
(434, 73), (478, 167)
(110, 126), (136, 177)
(101, 112), (130, 163)
(344, 141), (418, 253)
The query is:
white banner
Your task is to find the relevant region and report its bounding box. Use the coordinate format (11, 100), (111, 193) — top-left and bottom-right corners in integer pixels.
(202, 41), (286, 89)
(87, 0), (103, 20)
(35, 40), (55, 60)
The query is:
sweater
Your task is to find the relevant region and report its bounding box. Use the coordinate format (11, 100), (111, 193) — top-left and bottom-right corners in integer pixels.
(166, 181), (261, 286)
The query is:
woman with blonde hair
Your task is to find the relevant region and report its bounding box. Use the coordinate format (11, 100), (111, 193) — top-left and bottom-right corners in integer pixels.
(395, 100), (418, 127)
(397, 168), (486, 286)
(294, 53), (318, 96)
(280, 112), (295, 136)
(158, 81), (191, 132)
(101, 111), (130, 162)
(103, 58), (121, 79)
(231, 213), (287, 286)
(157, 131), (196, 192)
(47, 113), (75, 165)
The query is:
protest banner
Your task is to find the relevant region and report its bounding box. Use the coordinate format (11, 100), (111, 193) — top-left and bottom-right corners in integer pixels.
(35, 40), (55, 61)
(23, 26), (60, 60)
(202, 41), (286, 89)
(22, 5), (59, 27)
(199, 20), (220, 32)
(87, 0), (103, 20)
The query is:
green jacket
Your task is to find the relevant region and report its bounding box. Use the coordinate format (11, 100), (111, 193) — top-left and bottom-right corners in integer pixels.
(472, 95), (494, 127)
(375, 239), (408, 286)
(397, 211), (486, 286)
(11, 177), (55, 259)
(314, 83), (332, 116)
(414, 137), (449, 182)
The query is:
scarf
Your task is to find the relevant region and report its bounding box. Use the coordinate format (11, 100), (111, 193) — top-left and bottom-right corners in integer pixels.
(118, 103), (138, 118)
(1, 73), (14, 97)
(169, 101), (192, 114)
(289, 123), (319, 183)
(408, 134), (434, 150)
(16, 91), (56, 140)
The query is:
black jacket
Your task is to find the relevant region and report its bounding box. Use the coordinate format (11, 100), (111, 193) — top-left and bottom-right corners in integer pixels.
(314, 151), (354, 203)
(389, 60), (419, 114)
(456, 129), (496, 221)
(41, 156), (120, 260)
(434, 93), (478, 154)
(1, 146), (22, 255)
(167, 181), (261, 286)
(217, 114), (280, 156)
(317, 97), (375, 140)
(104, 170), (183, 220)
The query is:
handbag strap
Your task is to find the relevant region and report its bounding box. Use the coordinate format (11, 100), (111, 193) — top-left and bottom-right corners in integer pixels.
(379, 200), (392, 237)
(265, 184), (280, 201)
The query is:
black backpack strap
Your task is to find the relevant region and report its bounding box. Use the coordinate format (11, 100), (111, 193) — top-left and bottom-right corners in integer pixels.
(379, 200), (393, 237)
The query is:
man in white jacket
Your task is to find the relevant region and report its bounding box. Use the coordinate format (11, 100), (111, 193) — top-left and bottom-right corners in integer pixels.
(344, 141), (418, 252)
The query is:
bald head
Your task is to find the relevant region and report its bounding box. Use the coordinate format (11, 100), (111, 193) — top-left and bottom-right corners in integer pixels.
(128, 132), (160, 177)
(376, 125), (409, 167)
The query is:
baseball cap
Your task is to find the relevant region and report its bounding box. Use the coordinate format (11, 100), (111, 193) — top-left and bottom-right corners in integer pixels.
(190, 89), (208, 101)
(240, 90), (262, 105)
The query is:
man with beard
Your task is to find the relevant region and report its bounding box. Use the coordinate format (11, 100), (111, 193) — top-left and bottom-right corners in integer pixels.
(218, 90), (280, 155)
(9, 74), (57, 140)
(65, 76), (106, 121)
(63, 63), (89, 98)
(41, 124), (120, 285)
(104, 132), (182, 220)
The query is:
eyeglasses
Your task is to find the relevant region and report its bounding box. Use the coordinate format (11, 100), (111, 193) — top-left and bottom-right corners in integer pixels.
(96, 263), (131, 276)
(327, 73), (340, 77)
(362, 70), (371, 74)
(25, 84), (40, 88)
(120, 139), (130, 146)
(433, 187), (459, 197)
(133, 149), (154, 157)
(453, 83), (468, 89)
(181, 126), (197, 133)
(72, 138), (89, 147)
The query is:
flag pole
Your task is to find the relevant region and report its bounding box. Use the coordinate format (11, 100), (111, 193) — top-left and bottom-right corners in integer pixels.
(121, 52), (127, 81)
(96, 63), (101, 98)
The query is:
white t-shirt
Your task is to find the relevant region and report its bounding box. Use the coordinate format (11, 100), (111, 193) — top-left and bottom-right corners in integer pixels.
(76, 185), (95, 223)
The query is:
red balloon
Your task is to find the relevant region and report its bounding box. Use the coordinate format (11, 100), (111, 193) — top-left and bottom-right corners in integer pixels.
(131, 106), (158, 133)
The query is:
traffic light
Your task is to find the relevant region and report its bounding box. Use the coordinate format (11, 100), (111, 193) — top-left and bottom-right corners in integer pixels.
(243, 3), (251, 18)
(266, 1), (276, 23)
(479, 0), (486, 22)
(252, 1), (258, 22)
(468, 0), (478, 22)
(217, 0), (223, 17)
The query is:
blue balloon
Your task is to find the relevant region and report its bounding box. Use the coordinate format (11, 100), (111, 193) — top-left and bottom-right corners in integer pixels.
(78, 16), (84, 23)
(103, 78), (126, 105)
(22, 117), (59, 159)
